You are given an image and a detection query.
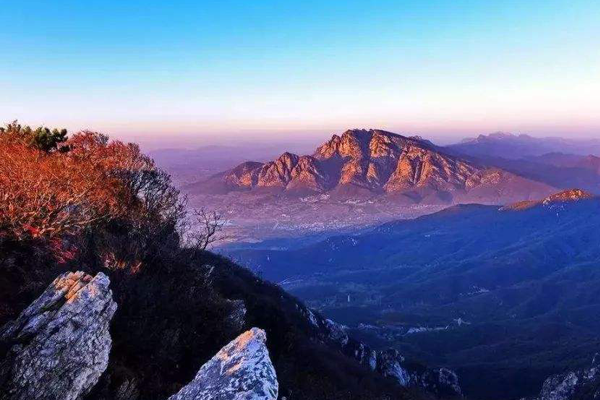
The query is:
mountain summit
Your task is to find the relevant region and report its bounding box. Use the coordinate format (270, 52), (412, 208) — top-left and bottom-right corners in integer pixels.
(198, 129), (555, 204)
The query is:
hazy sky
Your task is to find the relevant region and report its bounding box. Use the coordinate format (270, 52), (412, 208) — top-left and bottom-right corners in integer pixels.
(1, 1), (599, 148)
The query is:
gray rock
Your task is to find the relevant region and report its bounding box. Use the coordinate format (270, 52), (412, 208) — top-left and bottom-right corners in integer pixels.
(0, 271), (117, 400)
(311, 308), (463, 397)
(419, 367), (462, 398)
(529, 354), (600, 400)
(168, 327), (278, 400)
(376, 349), (410, 386)
(375, 349), (461, 396)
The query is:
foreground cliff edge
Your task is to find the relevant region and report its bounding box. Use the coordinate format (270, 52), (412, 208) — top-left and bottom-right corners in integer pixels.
(0, 272), (117, 400)
(0, 272), (279, 400)
(0, 266), (459, 399)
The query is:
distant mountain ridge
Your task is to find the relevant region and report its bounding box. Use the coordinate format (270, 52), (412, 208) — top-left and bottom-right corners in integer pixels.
(448, 131), (600, 159)
(443, 133), (600, 194)
(192, 129), (555, 205)
(536, 153), (600, 174)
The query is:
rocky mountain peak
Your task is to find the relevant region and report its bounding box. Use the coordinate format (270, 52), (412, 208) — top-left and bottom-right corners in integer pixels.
(459, 131), (522, 144)
(224, 161), (264, 188)
(488, 131), (516, 139)
(314, 129), (371, 160)
(276, 151), (299, 166)
(251, 152), (299, 189)
(476, 131), (526, 142)
(204, 129), (556, 204)
(168, 327), (278, 400)
(316, 129), (425, 161)
(0, 271), (116, 400)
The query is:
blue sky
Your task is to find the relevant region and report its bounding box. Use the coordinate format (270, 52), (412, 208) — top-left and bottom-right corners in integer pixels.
(1, 1), (599, 147)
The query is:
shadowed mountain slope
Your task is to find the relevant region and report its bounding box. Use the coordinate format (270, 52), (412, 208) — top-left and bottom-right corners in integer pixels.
(224, 190), (600, 399)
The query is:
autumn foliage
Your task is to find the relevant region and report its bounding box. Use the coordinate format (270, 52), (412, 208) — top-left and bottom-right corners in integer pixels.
(0, 124), (182, 242)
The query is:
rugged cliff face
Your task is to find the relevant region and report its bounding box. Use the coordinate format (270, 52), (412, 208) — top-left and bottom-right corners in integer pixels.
(208, 129), (554, 203)
(168, 328), (278, 400)
(0, 272), (117, 400)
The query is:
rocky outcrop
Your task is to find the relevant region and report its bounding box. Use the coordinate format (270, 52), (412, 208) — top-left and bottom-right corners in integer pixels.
(256, 152), (300, 189)
(383, 145), (479, 192)
(372, 348), (461, 397)
(376, 349), (411, 386)
(168, 328), (278, 400)
(301, 306), (463, 398)
(0, 271), (117, 400)
(246, 153), (328, 192)
(224, 162), (264, 188)
(529, 355), (600, 400)
(214, 129), (554, 203)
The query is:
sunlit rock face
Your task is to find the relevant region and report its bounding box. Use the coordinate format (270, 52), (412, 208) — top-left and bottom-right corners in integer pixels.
(168, 328), (278, 400)
(502, 188), (596, 211)
(249, 152), (328, 192)
(383, 146), (479, 192)
(217, 129), (555, 202)
(225, 162), (264, 188)
(0, 271), (117, 400)
(542, 189), (595, 204)
(256, 152), (299, 189)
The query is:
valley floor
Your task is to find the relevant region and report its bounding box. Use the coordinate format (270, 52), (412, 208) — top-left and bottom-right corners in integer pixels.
(190, 191), (447, 243)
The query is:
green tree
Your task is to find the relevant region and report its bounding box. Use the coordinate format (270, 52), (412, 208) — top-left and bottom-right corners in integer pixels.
(0, 120), (68, 152)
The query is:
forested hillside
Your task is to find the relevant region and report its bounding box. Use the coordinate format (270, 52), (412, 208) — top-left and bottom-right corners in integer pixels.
(0, 122), (436, 400)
